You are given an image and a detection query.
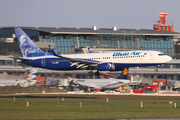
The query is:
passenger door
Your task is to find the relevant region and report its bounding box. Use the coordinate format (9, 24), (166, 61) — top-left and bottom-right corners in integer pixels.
(41, 58), (45, 66)
(150, 53), (154, 60)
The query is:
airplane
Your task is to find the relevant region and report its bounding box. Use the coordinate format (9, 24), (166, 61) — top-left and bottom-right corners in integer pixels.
(0, 67), (37, 87)
(14, 28), (172, 76)
(72, 68), (142, 92)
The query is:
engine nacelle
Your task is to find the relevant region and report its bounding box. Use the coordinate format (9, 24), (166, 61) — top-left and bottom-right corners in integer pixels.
(20, 80), (29, 87)
(14, 80), (19, 86)
(29, 80), (36, 86)
(98, 63), (115, 71)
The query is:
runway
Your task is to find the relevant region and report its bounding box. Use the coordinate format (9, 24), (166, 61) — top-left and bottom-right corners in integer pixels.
(15, 91), (180, 96)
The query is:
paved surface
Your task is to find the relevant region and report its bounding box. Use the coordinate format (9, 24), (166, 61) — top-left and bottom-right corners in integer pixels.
(0, 86), (67, 94)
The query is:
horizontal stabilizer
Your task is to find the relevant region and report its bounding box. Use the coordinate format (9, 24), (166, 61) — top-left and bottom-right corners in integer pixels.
(9, 56), (32, 61)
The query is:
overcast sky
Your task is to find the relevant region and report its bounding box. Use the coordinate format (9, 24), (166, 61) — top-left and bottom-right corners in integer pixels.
(1, 0), (180, 31)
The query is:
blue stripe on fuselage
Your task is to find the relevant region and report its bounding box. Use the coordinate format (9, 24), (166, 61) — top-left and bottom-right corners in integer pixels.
(22, 57), (79, 70)
(22, 57), (163, 71)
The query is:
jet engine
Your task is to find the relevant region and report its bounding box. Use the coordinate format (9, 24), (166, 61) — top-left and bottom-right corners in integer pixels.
(97, 63), (115, 71)
(19, 80), (29, 87)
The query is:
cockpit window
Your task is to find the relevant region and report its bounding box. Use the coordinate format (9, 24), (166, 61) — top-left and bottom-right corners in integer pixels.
(158, 53), (165, 56)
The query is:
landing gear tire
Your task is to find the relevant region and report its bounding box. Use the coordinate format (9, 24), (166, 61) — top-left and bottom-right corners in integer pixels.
(95, 71), (100, 76)
(154, 69), (158, 72)
(88, 71), (94, 76)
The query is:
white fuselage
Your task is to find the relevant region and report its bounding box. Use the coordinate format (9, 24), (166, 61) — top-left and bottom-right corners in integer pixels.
(0, 79), (37, 87)
(76, 79), (130, 90)
(0, 79), (23, 86)
(23, 50), (172, 71)
(64, 50), (172, 64)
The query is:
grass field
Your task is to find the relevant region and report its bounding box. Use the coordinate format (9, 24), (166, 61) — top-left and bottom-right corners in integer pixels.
(0, 94), (180, 120)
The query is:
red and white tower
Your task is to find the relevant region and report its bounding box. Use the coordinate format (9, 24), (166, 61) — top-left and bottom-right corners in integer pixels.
(154, 12), (174, 32)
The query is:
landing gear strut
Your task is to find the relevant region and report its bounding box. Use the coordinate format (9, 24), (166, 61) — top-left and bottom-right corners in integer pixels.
(88, 71), (100, 76)
(88, 71), (93, 76)
(95, 71), (100, 76)
(154, 68), (158, 72)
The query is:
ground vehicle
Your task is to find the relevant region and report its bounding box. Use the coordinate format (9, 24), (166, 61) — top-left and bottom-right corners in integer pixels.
(133, 85), (158, 93)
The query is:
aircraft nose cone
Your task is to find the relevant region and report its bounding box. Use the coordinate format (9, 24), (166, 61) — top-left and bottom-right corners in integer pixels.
(167, 56), (172, 62)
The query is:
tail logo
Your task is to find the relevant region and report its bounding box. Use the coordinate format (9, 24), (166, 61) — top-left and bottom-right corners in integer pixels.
(25, 48), (36, 55)
(19, 35), (27, 47)
(19, 35), (37, 56)
(123, 68), (128, 75)
(19, 35), (28, 56)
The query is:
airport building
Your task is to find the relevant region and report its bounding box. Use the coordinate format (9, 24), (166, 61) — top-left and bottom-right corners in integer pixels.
(0, 14), (180, 82)
(0, 26), (179, 57)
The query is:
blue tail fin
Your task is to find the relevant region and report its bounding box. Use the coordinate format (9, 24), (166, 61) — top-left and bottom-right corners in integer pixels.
(14, 28), (47, 58)
(117, 68), (129, 79)
(88, 48), (93, 53)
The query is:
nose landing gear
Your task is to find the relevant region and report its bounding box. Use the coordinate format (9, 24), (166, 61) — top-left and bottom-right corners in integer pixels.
(154, 68), (158, 72)
(95, 71), (100, 76)
(88, 71), (93, 76)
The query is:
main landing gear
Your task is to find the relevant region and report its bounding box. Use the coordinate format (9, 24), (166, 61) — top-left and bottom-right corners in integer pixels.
(88, 71), (93, 76)
(95, 71), (100, 76)
(88, 71), (100, 76)
(154, 68), (158, 72)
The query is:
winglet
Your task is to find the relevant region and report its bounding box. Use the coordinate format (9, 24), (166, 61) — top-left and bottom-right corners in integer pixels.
(49, 78), (54, 85)
(88, 47), (93, 53)
(48, 45), (58, 56)
(138, 78), (143, 84)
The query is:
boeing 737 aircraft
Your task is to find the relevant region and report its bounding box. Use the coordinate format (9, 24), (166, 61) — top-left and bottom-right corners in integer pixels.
(73, 68), (142, 92)
(0, 67), (37, 87)
(14, 28), (172, 76)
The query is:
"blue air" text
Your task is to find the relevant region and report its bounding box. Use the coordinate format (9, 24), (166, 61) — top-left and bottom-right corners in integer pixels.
(113, 52), (141, 56)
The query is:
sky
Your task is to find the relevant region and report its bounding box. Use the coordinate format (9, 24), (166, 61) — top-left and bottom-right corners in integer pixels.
(1, 0), (180, 32)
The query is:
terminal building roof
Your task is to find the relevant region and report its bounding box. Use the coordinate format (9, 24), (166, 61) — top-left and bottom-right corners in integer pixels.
(0, 26), (180, 36)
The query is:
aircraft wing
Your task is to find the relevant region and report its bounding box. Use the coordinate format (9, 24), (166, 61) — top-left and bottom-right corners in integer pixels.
(49, 45), (99, 68)
(87, 85), (101, 89)
(75, 80), (102, 89)
(80, 84), (101, 89)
